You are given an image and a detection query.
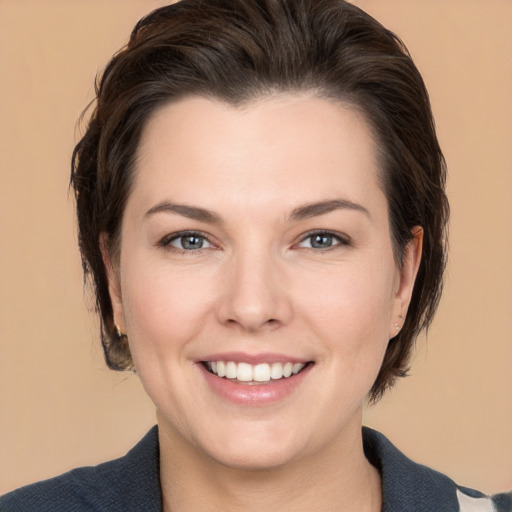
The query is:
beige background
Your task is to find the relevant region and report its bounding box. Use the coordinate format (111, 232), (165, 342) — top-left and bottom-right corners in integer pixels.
(1, 0), (511, 495)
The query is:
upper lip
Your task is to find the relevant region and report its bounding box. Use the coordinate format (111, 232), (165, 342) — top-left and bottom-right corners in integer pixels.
(197, 352), (311, 365)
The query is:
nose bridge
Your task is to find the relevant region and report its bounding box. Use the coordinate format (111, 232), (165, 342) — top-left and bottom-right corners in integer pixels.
(218, 239), (292, 331)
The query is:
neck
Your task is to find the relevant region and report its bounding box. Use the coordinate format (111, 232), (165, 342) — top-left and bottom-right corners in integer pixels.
(158, 411), (382, 512)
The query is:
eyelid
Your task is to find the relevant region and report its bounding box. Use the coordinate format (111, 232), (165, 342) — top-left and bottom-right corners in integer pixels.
(157, 229), (349, 251)
(295, 229), (351, 249)
(158, 230), (215, 251)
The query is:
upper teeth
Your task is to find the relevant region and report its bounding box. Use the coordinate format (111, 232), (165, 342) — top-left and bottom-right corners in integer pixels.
(206, 361), (305, 382)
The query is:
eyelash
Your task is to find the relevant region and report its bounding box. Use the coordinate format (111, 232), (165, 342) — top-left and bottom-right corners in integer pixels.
(296, 230), (350, 251)
(159, 231), (213, 253)
(158, 230), (350, 253)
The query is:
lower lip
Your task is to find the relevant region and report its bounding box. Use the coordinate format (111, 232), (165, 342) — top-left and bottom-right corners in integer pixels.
(199, 363), (313, 406)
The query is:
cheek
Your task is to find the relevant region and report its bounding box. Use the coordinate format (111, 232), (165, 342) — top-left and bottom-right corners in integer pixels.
(119, 257), (216, 359)
(299, 260), (396, 338)
(295, 257), (396, 381)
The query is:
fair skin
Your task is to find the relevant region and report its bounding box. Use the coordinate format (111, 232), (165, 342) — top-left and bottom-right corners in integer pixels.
(105, 95), (422, 512)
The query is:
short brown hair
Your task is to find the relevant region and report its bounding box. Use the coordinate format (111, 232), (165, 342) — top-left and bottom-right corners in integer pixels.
(71, 0), (449, 402)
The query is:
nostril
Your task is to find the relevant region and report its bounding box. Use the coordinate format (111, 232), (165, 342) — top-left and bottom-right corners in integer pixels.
(224, 317), (280, 331)
(262, 318), (281, 330)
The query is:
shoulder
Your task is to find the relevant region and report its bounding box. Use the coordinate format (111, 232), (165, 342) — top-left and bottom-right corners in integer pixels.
(363, 427), (512, 512)
(0, 427), (161, 512)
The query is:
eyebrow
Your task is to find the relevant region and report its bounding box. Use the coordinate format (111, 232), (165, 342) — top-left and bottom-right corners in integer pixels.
(145, 198), (370, 224)
(145, 201), (223, 224)
(289, 199), (371, 222)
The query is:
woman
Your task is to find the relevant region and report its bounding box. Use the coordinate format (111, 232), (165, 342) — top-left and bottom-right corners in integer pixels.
(1, 0), (510, 510)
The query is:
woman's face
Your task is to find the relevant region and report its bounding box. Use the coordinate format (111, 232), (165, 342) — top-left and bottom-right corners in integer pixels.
(107, 95), (421, 470)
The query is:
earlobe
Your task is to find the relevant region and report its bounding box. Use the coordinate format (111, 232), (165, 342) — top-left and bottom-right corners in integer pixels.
(392, 227), (423, 330)
(100, 233), (126, 333)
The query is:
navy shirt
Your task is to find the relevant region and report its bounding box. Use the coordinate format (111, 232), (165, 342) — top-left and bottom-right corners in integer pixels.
(1, 427), (510, 511)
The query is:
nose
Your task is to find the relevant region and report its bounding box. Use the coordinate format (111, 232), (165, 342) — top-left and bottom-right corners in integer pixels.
(216, 248), (293, 333)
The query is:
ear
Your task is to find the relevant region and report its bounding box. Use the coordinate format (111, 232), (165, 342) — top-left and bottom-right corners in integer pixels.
(100, 233), (126, 334)
(390, 227), (423, 337)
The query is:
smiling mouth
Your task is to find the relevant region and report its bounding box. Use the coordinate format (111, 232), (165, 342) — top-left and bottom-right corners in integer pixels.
(202, 361), (312, 384)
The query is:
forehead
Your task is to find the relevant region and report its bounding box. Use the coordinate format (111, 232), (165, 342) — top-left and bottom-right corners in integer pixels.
(130, 94), (384, 216)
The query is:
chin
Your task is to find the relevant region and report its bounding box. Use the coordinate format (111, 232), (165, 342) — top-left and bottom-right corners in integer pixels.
(208, 441), (301, 472)
(195, 418), (310, 471)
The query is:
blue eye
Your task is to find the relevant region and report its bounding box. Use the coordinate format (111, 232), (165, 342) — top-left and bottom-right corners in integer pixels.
(164, 232), (212, 251)
(298, 232), (346, 249)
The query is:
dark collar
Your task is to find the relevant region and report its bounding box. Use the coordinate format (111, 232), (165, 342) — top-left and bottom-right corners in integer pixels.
(127, 426), (460, 512)
(363, 426), (460, 512)
(3, 425), (508, 511)
(98, 425), (162, 511)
